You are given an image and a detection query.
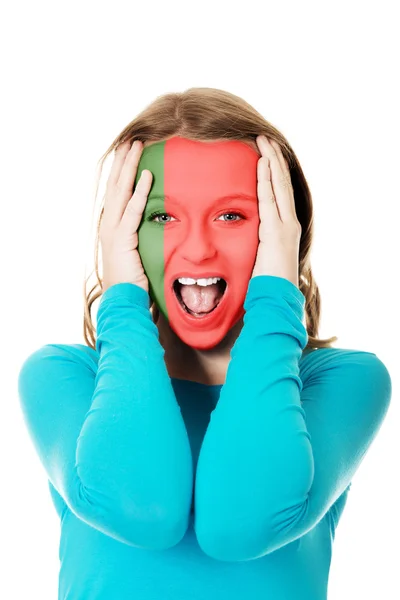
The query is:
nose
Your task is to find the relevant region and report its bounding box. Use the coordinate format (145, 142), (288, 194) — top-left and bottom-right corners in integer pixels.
(179, 224), (217, 264)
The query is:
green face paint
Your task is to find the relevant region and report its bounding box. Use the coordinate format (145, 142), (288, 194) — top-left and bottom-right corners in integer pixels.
(134, 140), (167, 316)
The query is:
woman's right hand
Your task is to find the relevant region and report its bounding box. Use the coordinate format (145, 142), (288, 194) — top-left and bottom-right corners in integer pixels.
(100, 140), (152, 294)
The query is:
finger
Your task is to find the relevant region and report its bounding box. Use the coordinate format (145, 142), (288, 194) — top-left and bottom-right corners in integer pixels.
(256, 136), (295, 223)
(269, 139), (297, 222)
(117, 140), (144, 192)
(257, 156), (282, 229)
(104, 140), (143, 226)
(119, 169), (153, 236)
(106, 140), (132, 189)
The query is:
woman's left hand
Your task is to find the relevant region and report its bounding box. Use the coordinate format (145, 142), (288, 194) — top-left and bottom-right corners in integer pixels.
(251, 135), (302, 289)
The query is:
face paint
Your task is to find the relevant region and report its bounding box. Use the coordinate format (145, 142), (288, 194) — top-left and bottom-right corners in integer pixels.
(134, 136), (260, 351)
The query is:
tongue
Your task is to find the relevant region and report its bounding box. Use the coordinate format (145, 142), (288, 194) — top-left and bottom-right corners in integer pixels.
(180, 283), (223, 314)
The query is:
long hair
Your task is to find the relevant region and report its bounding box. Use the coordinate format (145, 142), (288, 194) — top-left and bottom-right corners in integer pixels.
(83, 87), (338, 351)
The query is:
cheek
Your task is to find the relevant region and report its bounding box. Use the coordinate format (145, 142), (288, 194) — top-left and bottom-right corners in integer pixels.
(137, 224), (164, 275)
(226, 221), (260, 269)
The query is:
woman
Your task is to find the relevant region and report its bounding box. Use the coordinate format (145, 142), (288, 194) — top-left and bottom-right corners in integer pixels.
(18, 87), (392, 600)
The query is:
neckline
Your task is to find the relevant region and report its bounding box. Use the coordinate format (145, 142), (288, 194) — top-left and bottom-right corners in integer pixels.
(170, 377), (223, 388)
(169, 348), (316, 388)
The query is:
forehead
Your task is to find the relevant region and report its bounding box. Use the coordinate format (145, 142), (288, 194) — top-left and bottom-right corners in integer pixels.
(142, 136), (259, 165)
(139, 137), (260, 198)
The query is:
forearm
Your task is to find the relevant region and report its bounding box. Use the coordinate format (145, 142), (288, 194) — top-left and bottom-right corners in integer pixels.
(194, 275), (311, 560)
(76, 282), (193, 547)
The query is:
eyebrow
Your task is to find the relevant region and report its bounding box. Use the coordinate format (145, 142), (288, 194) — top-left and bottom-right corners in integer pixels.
(146, 193), (256, 205)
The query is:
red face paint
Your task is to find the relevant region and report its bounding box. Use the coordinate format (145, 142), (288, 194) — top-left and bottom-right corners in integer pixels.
(136, 137), (260, 350)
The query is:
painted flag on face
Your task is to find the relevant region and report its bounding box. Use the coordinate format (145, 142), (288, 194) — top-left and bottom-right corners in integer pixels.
(134, 136), (260, 350)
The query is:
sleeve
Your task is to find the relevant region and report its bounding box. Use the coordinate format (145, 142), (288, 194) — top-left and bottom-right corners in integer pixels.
(17, 282), (193, 550)
(194, 275), (392, 561)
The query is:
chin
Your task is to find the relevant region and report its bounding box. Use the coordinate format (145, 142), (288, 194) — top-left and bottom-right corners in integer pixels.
(169, 321), (236, 352)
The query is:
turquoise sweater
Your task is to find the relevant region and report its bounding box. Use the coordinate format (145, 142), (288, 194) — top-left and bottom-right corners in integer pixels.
(17, 276), (392, 599)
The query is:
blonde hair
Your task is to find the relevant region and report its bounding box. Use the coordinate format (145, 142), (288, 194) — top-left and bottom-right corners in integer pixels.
(83, 87), (338, 351)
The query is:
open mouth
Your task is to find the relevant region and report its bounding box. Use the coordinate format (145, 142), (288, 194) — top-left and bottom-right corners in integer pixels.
(172, 279), (228, 319)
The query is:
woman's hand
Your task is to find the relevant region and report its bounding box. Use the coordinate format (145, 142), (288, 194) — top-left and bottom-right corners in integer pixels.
(251, 135), (301, 288)
(100, 140), (153, 293)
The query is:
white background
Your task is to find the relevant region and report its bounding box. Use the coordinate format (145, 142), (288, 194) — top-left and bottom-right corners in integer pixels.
(2, 1), (398, 598)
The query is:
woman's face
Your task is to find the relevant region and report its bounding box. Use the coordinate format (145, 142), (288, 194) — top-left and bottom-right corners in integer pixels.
(135, 136), (260, 351)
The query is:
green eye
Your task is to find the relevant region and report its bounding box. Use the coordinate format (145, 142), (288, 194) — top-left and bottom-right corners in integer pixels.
(216, 213), (243, 222)
(147, 210), (173, 224)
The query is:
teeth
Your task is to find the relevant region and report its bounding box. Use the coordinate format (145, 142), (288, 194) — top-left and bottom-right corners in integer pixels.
(177, 277), (221, 286)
